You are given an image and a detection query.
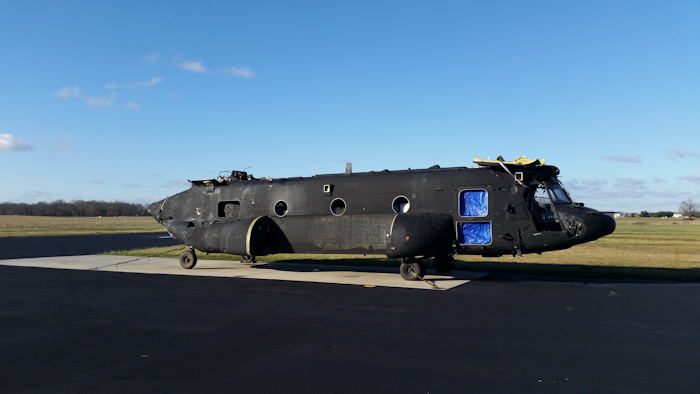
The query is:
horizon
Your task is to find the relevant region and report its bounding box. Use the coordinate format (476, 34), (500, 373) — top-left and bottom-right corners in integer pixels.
(1, 181), (697, 215)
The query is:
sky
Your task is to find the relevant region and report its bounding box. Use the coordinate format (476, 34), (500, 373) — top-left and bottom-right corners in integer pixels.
(1, 0), (698, 213)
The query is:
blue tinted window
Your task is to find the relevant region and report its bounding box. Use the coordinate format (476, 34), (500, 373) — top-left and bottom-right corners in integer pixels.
(459, 190), (488, 217)
(458, 222), (492, 245)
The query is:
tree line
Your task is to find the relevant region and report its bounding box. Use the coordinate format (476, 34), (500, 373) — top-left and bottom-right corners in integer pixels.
(638, 211), (675, 218)
(636, 199), (697, 219)
(0, 200), (148, 217)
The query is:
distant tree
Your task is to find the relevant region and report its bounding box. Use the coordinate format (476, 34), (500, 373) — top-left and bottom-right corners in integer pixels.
(640, 211), (651, 217)
(652, 211), (674, 218)
(0, 200), (146, 217)
(679, 199), (698, 219)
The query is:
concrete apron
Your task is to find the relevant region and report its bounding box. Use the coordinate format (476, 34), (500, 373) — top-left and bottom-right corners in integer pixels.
(0, 255), (488, 291)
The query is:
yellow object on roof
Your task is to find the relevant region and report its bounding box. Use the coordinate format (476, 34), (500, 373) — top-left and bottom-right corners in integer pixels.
(473, 156), (545, 167)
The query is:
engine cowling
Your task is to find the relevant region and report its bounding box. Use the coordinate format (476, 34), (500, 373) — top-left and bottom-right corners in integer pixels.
(163, 216), (272, 256)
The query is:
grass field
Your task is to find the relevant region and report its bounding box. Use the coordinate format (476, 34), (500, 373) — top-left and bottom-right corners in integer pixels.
(0, 215), (163, 237)
(104, 217), (700, 281)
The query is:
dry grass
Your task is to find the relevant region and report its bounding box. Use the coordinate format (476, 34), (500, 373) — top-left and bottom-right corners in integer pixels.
(450, 218), (700, 280)
(105, 217), (700, 281)
(0, 215), (164, 237)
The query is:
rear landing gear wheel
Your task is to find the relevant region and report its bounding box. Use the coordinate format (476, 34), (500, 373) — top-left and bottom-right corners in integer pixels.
(179, 250), (197, 269)
(433, 255), (455, 274)
(399, 258), (426, 281)
(241, 255), (256, 264)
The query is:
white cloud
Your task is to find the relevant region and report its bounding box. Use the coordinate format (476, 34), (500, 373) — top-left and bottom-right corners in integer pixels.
(561, 176), (685, 209)
(143, 51), (161, 63)
(146, 52), (255, 79)
(84, 93), (116, 107)
(55, 86), (141, 110)
(563, 177), (608, 194)
(563, 175), (684, 212)
(166, 91), (180, 101)
(133, 77), (163, 88)
(0, 134), (33, 151)
(678, 174), (700, 183)
(54, 87), (82, 99)
(107, 77), (163, 90)
(123, 184), (141, 188)
(602, 154), (642, 163)
(49, 135), (73, 153)
(162, 179), (190, 188)
(667, 148), (700, 159)
(582, 178), (607, 186)
(90, 180), (103, 184)
(224, 66), (255, 79)
(580, 189), (675, 200)
(178, 60), (206, 73)
(614, 177), (646, 190)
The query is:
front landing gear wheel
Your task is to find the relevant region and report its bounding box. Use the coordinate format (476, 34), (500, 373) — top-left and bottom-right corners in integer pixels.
(240, 255), (256, 264)
(399, 258), (427, 281)
(433, 255), (456, 274)
(179, 250), (197, 269)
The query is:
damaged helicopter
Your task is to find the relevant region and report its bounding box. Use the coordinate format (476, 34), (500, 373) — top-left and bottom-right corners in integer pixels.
(148, 156), (615, 280)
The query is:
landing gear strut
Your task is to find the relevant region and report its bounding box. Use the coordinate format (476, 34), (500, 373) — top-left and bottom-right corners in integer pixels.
(399, 258), (426, 281)
(432, 255), (455, 274)
(179, 249), (197, 269)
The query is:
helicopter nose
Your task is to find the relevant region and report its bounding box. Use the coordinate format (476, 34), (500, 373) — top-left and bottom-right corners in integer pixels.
(148, 200), (163, 221)
(600, 213), (616, 236)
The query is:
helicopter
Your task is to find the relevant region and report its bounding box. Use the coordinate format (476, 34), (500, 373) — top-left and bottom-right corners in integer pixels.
(148, 156), (615, 281)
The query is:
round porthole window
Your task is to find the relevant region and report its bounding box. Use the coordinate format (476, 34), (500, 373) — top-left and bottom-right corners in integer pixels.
(392, 196), (410, 213)
(274, 200), (288, 217)
(330, 198), (346, 216)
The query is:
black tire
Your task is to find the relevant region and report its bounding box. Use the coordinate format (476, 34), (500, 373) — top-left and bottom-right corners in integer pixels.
(433, 255), (455, 274)
(399, 258), (427, 281)
(179, 250), (197, 269)
(240, 255), (256, 264)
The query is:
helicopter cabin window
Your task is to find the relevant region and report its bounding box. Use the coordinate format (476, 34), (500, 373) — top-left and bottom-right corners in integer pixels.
(274, 200), (288, 217)
(459, 190), (488, 217)
(547, 181), (572, 204)
(458, 222), (492, 245)
(218, 201), (240, 218)
(531, 184), (562, 231)
(392, 196), (410, 213)
(330, 198), (346, 216)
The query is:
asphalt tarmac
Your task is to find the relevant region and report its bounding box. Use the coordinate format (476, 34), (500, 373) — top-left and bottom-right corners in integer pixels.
(0, 232), (181, 259)
(2, 259), (699, 393)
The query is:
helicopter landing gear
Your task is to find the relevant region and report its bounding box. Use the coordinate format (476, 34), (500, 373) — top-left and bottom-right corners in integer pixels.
(432, 255), (455, 274)
(240, 255), (256, 264)
(179, 249), (197, 269)
(399, 258), (426, 281)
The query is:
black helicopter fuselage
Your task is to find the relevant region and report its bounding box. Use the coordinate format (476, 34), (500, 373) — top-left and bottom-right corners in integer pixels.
(148, 163), (615, 276)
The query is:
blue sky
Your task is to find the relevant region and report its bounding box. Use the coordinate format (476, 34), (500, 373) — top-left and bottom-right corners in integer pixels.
(1, 0), (698, 213)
